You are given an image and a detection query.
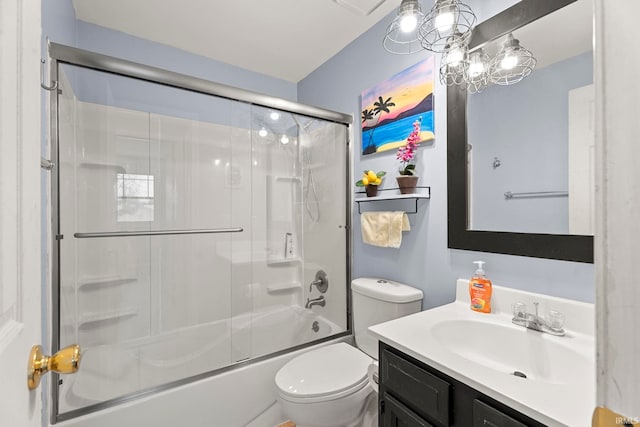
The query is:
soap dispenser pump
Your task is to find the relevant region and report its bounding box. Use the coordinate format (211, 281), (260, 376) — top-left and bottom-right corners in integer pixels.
(469, 261), (492, 313)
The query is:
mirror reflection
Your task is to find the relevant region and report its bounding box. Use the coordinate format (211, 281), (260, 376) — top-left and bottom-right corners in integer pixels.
(467, 0), (593, 235)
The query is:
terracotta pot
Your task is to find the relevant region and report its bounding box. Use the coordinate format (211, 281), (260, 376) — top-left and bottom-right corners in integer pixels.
(396, 176), (418, 194)
(365, 185), (379, 197)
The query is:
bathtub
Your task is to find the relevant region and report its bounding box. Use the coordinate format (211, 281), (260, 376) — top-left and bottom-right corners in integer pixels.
(59, 305), (342, 417)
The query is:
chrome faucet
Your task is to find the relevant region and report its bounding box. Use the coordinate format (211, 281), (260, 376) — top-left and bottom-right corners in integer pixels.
(305, 295), (326, 309)
(512, 302), (565, 336)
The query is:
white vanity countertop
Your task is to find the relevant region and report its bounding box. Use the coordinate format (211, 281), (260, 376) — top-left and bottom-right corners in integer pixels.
(368, 280), (595, 427)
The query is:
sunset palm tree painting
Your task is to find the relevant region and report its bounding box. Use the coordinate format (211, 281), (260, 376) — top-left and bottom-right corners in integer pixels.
(361, 56), (435, 155)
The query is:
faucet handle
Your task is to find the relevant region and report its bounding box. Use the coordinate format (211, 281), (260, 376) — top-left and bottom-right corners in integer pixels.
(512, 302), (527, 320)
(546, 310), (565, 331)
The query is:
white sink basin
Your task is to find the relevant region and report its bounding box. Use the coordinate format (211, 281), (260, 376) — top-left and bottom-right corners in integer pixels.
(430, 319), (591, 385)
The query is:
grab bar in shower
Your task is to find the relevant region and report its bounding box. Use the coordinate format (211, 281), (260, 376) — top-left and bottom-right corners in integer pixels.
(504, 191), (568, 200)
(74, 227), (243, 238)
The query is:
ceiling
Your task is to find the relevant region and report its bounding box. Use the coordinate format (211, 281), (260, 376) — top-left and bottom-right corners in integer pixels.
(72, 0), (401, 83)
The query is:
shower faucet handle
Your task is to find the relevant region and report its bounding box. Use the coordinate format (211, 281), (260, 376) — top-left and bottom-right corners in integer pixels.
(309, 270), (329, 293)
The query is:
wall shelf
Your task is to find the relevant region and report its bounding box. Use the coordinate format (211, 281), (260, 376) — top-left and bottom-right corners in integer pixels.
(266, 282), (302, 293)
(267, 257), (301, 266)
(78, 307), (138, 329)
(355, 186), (430, 214)
(79, 276), (137, 291)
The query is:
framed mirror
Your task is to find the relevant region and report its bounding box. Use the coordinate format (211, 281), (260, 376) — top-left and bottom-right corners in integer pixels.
(447, 0), (594, 263)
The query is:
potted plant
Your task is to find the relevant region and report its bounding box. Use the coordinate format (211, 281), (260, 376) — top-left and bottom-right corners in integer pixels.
(356, 170), (386, 197)
(396, 118), (421, 194)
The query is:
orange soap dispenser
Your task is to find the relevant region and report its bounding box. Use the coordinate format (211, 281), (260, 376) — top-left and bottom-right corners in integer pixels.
(469, 261), (492, 313)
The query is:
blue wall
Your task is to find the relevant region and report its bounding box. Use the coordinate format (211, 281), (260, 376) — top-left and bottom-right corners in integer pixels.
(298, 1), (594, 307)
(75, 21), (297, 102)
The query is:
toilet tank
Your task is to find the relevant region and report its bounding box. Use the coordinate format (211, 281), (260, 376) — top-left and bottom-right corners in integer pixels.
(352, 278), (423, 359)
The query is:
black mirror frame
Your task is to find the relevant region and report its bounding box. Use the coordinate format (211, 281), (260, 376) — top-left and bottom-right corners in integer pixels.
(446, 0), (593, 263)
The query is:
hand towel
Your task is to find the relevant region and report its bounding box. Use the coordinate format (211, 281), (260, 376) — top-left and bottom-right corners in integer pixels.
(360, 211), (410, 248)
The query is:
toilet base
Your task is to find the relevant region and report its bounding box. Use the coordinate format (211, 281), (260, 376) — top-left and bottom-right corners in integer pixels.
(277, 383), (374, 427)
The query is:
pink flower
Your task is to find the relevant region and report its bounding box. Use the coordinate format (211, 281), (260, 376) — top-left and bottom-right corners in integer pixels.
(396, 118), (422, 175)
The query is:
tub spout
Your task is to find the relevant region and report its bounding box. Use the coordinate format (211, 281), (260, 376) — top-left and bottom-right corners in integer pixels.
(305, 296), (326, 309)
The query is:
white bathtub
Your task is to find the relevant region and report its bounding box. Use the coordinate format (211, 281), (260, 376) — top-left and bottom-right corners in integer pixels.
(60, 305), (342, 417)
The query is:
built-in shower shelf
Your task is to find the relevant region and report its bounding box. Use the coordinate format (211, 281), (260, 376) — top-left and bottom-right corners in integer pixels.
(355, 186), (431, 214)
(267, 282), (302, 293)
(78, 308), (137, 329)
(79, 276), (137, 290)
(275, 175), (301, 182)
(267, 257), (301, 266)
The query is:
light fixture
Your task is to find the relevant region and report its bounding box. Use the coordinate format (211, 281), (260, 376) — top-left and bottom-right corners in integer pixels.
(280, 135), (290, 145)
(418, 0), (476, 53)
(439, 34), (468, 86)
(465, 49), (490, 93)
(258, 127), (268, 137)
(383, 0), (425, 54)
(489, 33), (536, 86)
(270, 111), (280, 121)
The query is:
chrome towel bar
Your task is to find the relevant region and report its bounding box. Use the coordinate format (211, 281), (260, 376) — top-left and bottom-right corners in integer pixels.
(74, 227), (243, 238)
(504, 191), (568, 200)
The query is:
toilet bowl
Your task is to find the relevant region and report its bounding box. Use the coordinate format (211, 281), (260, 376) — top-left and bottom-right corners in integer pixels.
(275, 278), (424, 427)
(275, 343), (373, 427)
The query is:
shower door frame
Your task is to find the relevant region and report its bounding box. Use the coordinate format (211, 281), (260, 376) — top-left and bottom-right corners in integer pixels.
(48, 42), (354, 423)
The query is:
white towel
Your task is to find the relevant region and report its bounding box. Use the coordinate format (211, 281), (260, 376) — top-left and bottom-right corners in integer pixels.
(360, 211), (410, 248)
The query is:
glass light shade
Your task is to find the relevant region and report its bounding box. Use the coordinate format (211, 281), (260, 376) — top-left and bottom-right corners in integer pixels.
(258, 127), (268, 137)
(439, 35), (468, 86)
(465, 49), (490, 93)
(383, 0), (424, 55)
(418, 0), (477, 53)
(434, 7), (455, 32)
(489, 33), (537, 85)
(400, 14), (418, 32)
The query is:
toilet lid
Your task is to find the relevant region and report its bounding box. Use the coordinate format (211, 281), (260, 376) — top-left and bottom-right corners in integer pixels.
(275, 343), (372, 399)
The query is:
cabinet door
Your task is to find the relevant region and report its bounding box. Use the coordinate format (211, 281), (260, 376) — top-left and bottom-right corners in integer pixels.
(382, 393), (434, 427)
(381, 347), (451, 425)
(473, 400), (528, 427)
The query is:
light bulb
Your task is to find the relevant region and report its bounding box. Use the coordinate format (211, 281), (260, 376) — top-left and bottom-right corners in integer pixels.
(435, 10), (455, 32)
(468, 61), (484, 77)
(468, 53), (485, 77)
(270, 111), (280, 121)
(258, 127), (267, 137)
(280, 135), (290, 145)
(446, 47), (464, 66)
(500, 54), (518, 70)
(399, 14), (418, 33)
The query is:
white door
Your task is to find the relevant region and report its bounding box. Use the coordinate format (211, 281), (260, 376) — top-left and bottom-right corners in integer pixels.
(0, 0), (43, 425)
(568, 84), (595, 235)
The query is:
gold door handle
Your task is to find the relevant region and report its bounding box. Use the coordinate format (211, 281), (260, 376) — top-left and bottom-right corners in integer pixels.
(27, 344), (81, 390)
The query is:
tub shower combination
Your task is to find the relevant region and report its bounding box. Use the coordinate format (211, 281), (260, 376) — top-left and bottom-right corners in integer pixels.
(49, 44), (351, 422)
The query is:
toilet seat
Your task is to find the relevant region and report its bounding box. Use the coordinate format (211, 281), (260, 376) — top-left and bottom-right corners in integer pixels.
(276, 343), (373, 404)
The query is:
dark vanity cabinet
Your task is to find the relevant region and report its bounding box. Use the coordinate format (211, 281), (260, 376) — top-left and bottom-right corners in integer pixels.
(378, 343), (547, 427)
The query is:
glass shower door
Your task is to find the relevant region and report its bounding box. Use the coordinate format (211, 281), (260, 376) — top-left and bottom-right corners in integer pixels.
(53, 55), (350, 422)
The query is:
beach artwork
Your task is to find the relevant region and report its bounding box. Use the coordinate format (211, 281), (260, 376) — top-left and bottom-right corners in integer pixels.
(361, 56), (435, 155)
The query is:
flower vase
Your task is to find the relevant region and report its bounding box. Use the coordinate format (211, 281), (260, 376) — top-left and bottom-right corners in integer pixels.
(396, 176), (418, 194)
(365, 185), (378, 197)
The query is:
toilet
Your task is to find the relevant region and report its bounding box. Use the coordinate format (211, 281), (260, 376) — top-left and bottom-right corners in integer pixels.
(275, 278), (424, 427)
